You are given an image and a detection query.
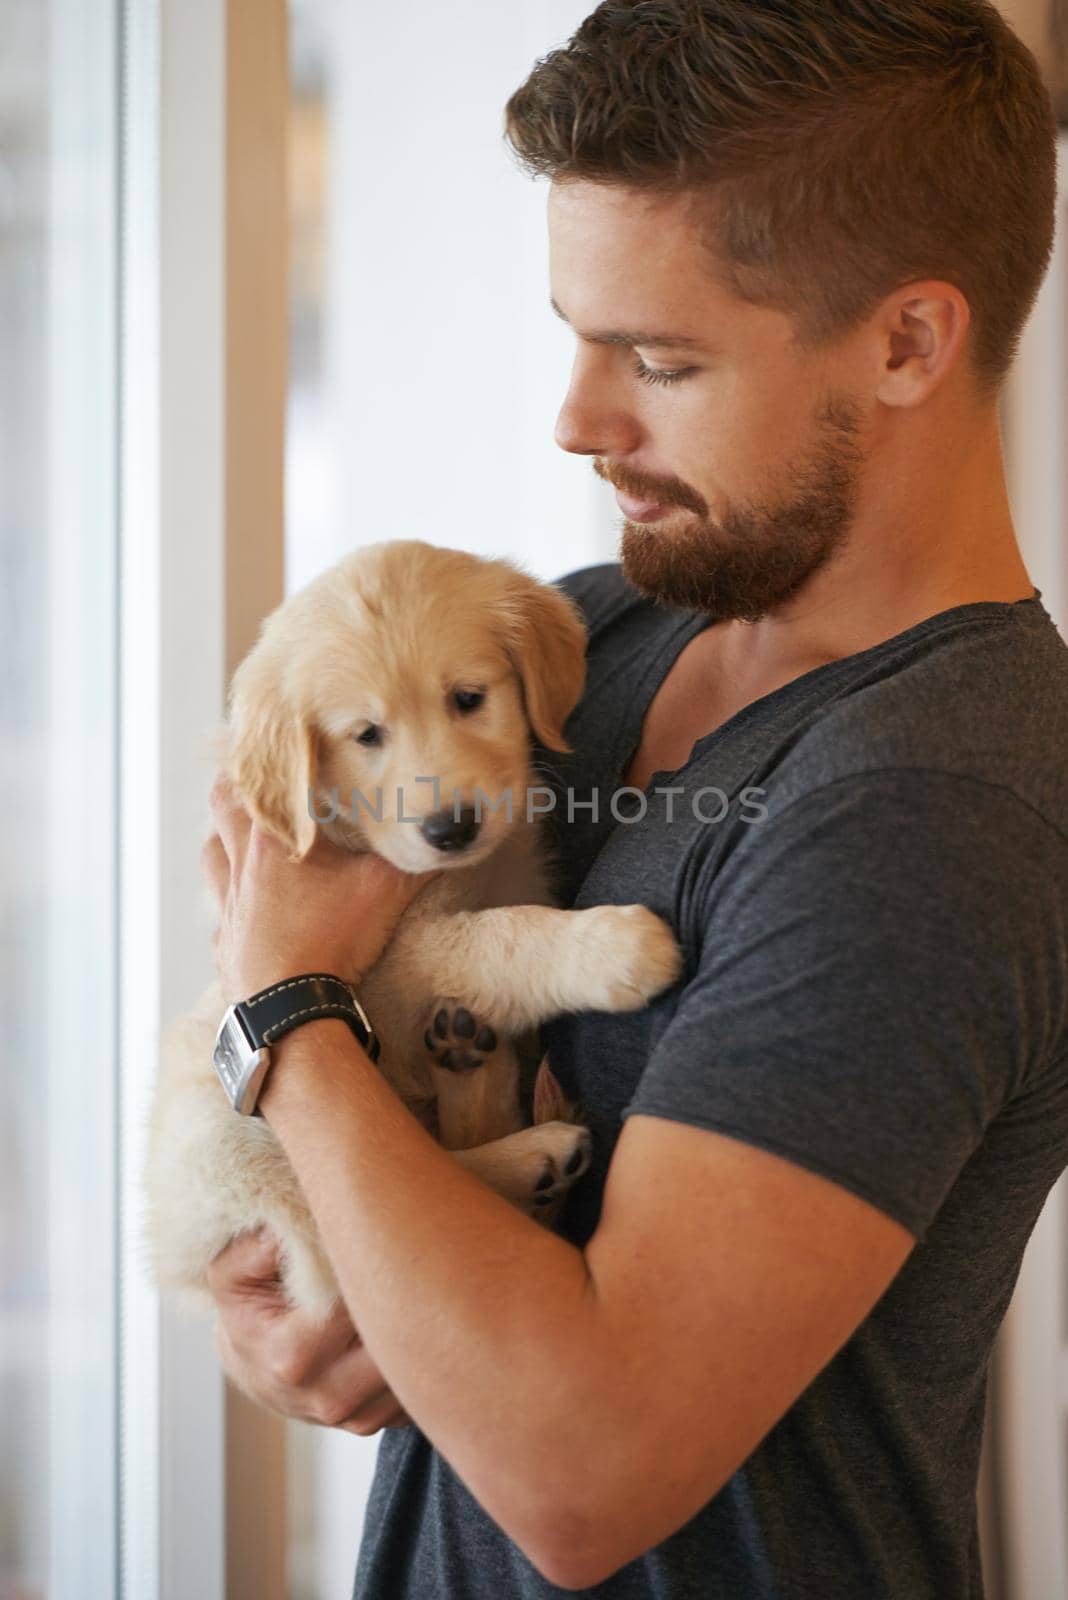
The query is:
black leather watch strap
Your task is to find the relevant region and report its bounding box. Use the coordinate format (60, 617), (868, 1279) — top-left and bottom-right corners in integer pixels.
(234, 973), (380, 1063)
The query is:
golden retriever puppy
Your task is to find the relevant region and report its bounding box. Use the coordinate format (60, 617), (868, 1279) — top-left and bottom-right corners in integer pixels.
(145, 540), (682, 1319)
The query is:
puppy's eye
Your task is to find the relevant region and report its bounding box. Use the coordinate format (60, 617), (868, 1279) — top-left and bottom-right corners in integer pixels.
(354, 724), (382, 747)
(453, 689), (485, 714)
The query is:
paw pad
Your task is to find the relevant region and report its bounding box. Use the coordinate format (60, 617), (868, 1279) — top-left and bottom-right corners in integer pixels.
(424, 1000), (497, 1073)
(530, 1129), (593, 1206)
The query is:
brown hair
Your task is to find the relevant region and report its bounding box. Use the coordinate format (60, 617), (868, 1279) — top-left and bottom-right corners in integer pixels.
(504, 0), (1058, 400)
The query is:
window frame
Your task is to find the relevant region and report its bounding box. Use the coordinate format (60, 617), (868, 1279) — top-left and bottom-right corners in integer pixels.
(119, 2), (288, 1596)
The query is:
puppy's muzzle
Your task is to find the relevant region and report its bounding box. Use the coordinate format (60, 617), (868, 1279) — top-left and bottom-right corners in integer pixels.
(421, 806), (482, 853)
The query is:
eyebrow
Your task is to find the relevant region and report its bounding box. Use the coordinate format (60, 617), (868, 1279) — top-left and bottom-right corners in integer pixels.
(550, 295), (710, 353)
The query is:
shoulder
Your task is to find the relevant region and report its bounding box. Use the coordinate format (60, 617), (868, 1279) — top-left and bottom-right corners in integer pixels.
(552, 562), (660, 645)
(765, 601), (1068, 840)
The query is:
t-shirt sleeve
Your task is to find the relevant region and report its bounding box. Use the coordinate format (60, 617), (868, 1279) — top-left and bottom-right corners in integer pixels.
(621, 769), (1061, 1242)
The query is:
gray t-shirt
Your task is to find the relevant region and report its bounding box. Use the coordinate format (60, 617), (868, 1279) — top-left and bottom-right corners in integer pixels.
(353, 564), (1068, 1599)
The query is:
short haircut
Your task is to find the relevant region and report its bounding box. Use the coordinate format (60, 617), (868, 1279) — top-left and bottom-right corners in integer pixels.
(504, 0), (1058, 400)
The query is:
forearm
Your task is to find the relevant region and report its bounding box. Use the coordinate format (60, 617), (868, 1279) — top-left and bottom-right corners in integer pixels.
(258, 1018), (616, 1572)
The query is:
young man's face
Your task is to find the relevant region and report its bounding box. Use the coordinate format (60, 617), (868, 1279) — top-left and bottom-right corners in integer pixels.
(548, 181), (871, 621)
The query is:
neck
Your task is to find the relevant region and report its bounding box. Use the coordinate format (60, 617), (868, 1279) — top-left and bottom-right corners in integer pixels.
(713, 403), (1033, 694)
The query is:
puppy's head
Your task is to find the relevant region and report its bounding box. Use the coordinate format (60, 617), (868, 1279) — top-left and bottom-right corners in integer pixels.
(226, 540), (587, 871)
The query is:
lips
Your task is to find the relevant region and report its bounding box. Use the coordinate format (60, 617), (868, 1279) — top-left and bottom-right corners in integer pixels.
(614, 490), (675, 523)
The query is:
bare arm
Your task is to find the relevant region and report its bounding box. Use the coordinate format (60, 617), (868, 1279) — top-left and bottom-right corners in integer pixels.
(255, 1019), (912, 1591)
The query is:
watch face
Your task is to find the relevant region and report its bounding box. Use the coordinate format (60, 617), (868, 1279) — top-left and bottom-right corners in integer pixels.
(212, 1011), (272, 1115)
(213, 1015), (249, 1104)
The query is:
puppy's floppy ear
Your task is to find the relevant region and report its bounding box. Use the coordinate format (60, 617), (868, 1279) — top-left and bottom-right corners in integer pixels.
(226, 653), (319, 862)
(501, 574), (587, 754)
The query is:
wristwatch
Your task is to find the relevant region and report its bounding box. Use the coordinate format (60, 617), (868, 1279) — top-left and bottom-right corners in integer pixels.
(212, 972), (380, 1117)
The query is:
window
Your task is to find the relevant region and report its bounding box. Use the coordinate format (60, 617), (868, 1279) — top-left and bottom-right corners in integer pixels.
(1, 0), (120, 1593)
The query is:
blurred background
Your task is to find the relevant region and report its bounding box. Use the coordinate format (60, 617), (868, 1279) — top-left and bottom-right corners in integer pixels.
(1, 1), (1066, 1596)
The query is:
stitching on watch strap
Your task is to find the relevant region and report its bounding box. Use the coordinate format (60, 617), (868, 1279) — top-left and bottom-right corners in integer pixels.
(245, 974), (352, 1008)
(263, 1003), (363, 1041)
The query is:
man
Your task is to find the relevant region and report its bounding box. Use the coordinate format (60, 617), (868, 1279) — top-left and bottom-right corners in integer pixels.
(202, 2), (1068, 1595)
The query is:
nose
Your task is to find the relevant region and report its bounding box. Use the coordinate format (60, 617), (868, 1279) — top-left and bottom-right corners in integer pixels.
(554, 351), (642, 457)
(421, 807), (481, 853)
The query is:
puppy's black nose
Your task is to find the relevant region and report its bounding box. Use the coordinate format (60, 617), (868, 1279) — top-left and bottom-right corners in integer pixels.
(421, 807), (481, 853)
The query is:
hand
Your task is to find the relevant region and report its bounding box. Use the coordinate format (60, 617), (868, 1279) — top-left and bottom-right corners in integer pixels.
(202, 772), (438, 1001)
(206, 1229), (413, 1435)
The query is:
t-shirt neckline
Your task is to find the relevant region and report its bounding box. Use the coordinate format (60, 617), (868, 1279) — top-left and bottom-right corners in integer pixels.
(620, 586), (1047, 796)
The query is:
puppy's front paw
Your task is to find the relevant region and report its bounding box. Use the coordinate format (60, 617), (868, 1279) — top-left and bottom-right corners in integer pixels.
(569, 904), (683, 1013)
(423, 998), (498, 1073)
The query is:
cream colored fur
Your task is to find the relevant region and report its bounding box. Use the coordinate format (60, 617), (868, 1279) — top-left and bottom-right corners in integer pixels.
(145, 540), (682, 1320)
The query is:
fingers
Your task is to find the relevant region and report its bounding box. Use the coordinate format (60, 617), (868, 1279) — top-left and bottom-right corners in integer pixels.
(208, 771), (251, 873)
(306, 1338), (412, 1434)
(298, 1296), (366, 1382)
(205, 1226), (282, 1298)
(207, 1243), (371, 1405)
(298, 1338), (400, 1432)
(221, 1289), (342, 1390)
(200, 832), (230, 910)
(215, 1301), (407, 1435)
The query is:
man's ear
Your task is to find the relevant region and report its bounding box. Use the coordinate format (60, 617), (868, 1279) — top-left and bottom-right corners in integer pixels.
(501, 575), (587, 753)
(226, 654), (319, 861)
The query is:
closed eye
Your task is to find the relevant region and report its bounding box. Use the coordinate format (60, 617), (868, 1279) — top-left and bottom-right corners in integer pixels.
(632, 355), (698, 387)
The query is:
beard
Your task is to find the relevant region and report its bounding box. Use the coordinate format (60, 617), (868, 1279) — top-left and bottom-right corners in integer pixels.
(609, 392), (866, 623)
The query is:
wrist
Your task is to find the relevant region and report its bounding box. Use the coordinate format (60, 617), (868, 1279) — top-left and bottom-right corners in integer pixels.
(212, 973), (379, 1117)
(258, 1015), (369, 1118)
